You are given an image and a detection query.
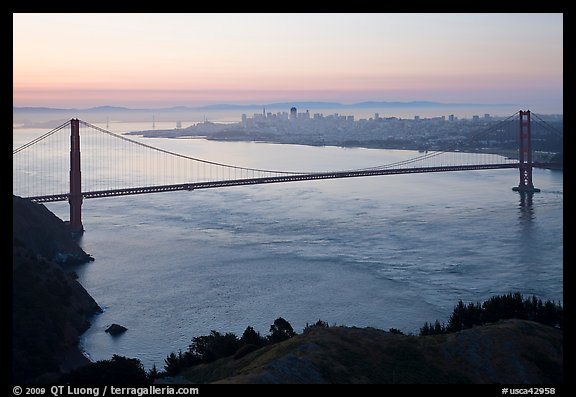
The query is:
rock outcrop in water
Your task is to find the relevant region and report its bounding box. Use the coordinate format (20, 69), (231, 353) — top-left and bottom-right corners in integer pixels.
(105, 324), (128, 336)
(12, 195), (102, 383)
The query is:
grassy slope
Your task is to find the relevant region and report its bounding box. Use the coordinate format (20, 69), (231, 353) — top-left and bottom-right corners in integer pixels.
(180, 319), (562, 384)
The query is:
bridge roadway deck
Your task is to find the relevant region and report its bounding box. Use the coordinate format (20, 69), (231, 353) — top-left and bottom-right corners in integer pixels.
(26, 163), (546, 203)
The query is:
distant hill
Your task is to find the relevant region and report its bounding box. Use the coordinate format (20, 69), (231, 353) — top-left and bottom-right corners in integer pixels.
(178, 320), (562, 384)
(13, 100), (514, 114)
(13, 106), (143, 113)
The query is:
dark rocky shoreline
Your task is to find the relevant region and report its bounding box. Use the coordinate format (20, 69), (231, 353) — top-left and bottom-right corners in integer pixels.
(12, 195), (102, 383)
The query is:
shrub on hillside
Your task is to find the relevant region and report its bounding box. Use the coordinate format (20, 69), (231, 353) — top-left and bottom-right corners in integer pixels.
(163, 317), (298, 375)
(63, 355), (148, 384)
(420, 292), (563, 336)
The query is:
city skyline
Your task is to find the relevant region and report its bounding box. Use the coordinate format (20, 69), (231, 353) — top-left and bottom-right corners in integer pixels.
(13, 13), (563, 112)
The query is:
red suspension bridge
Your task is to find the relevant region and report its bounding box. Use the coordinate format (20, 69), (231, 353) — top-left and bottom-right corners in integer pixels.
(13, 110), (562, 234)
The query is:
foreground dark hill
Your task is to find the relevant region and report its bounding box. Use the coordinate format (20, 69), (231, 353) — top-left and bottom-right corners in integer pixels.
(180, 319), (562, 384)
(13, 196), (101, 383)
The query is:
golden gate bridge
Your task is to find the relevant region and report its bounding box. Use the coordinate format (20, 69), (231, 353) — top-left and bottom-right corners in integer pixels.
(13, 111), (562, 234)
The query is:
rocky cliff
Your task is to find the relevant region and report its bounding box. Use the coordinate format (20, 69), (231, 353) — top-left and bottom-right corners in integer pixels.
(13, 195), (93, 265)
(12, 196), (101, 383)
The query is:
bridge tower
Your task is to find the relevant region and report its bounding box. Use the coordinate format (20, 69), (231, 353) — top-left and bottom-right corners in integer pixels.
(513, 110), (541, 193)
(69, 118), (84, 234)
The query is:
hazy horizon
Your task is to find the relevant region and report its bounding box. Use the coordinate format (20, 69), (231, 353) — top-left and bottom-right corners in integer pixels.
(12, 99), (521, 110)
(13, 13), (562, 113)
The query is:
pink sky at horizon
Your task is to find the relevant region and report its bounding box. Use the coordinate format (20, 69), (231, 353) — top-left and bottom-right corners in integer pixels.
(13, 13), (563, 112)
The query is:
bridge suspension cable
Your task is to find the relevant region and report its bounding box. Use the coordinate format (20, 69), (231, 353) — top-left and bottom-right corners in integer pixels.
(13, 120), (70, 154)
(531, 112), (563, 138)
(78, 120), (308, 176)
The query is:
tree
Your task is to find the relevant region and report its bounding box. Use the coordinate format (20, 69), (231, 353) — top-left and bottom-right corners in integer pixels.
(419, 322), (431, 336)
(147, 364), (160, 382)
(446, 300), (482, 332)
(420, 320), (445, 336)
(240, 326), (267, 347)
(539, 300), (563, 328)
(433, 320), (445, 335)
(163, 351), (183, 377)
(446, 300), (466, 333)
(420, 292), (563, 337)
(268, 317), (296, 343)
(188, 331), (240, 363)
(303, 319), (329, 333)
(482, 292), (525, 323)
(65, 355), (148, 384)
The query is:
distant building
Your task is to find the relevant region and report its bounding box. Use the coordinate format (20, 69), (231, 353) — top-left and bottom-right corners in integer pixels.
(290, 107), (297, 120)
(414, 115), (420, 121)
(449, 114), (455, 122)
(472, 115), (480, 121)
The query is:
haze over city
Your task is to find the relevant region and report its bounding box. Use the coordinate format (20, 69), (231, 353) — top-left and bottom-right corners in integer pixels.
(13, 13), (562, 113)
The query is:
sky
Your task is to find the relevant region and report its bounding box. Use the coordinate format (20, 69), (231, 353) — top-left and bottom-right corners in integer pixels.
(13, 13), (563, 111)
